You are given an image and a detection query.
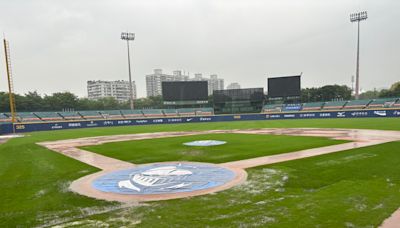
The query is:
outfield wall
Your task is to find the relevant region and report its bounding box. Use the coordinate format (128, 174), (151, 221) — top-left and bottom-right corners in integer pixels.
(1, 109), (400, 134)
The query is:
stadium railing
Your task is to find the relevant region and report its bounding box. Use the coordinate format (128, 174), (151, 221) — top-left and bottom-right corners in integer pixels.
(121, 110), (144, 118)
(99, 110), (123, 119)
(367, 98), (397, 109)
(142, 109), (164, 117)
(321, 101), (347, 110)
(35, 112), (64, 121)
(343, 99), (371, 110)
(177, 108), (196, 116)
(16, 112), (42, 122)
(78, 111), (103, 119)
(262, 104), (283, 113)
(195, 107), (214, 116)
(58, 111), (83, 120)
(162, 109), (178, 117)
(301, 102), (324, 111)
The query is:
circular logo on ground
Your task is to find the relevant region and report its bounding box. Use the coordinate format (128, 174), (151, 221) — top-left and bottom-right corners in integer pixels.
(92, 163), (235, 195)
(183, 140), (226, 147)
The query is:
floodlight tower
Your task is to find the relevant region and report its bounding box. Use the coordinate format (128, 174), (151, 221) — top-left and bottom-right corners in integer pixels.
(350, 11), (368, 99)
(121, 32), (135, 110)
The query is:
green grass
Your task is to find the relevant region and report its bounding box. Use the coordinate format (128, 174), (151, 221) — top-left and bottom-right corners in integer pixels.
(80, 141), (400, 227)
(0, 117), (400, 227)
(82, 133), (345, 164)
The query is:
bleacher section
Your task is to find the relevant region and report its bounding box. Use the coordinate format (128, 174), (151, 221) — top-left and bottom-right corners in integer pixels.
(177, 108), (196, 116)
(394, 99), (400, 108)
(302, 102), (324, 111)
(3, 98), (399, 123)
(100, 110), (123, 119)
(78, 111), (102, 119)
(263, 104), (283, 113)
(322, 101), (347, 110)
(142, 109), (164, 117)
(195, 107), (213, 116)
(0, 113), (11, 123)
(343, 99), (371, 110)
(58, 112), (82, 120)
(368, 98), (397, 109)
(121, 110), (144, 118)
(17, 112), (41, 122)
(36, 112), (63, 121)
(162, 109), (178, 117)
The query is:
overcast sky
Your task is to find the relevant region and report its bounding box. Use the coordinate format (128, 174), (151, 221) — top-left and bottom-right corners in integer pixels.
(0, 0), (399, 98)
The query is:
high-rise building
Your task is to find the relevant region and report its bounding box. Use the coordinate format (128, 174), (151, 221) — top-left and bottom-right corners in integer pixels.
(191, 73), (224, 95)
(146, 69), (189, 97)
(145, 69), (224, 97)
(227, 82), (241, 90)
(87, 80), (136, 102)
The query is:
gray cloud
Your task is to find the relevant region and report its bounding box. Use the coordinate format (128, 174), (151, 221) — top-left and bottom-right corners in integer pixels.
(0, 0), (399, 98)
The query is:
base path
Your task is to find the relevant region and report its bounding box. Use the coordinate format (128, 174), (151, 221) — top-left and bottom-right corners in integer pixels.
(37, 128), (400, 227)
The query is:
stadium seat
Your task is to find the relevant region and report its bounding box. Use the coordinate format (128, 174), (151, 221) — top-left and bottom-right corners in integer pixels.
(0, 113), (12, 123)
(177, 108), (196, 116)
(17, 112), (42, 122)
(99, 110), (123, 119)
(262, 104), (282, 113)
(367, 98), (397, 109)
(393, 98), (400, 108)
(35, 112), (63, 121)
(58, 111), (83, 120)
(195, 107), (214, 116)
(142, 109), (164, 117)
(343, 99), (371, 110)
(78, 111), (103, 119)
(301, 102), (324, 111)
(121, 109), (144, 118)
(162, 109), (178, 117)
(322, 101), (347, 110)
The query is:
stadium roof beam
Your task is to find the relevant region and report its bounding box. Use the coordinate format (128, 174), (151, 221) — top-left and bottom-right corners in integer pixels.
(350, 11), (368, 100)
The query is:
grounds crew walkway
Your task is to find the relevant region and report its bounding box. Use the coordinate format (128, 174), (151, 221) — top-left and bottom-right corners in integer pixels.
(38, 128), (400, 227)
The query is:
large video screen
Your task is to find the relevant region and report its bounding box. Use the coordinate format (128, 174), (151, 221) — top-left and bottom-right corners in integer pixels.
(213, 88), (264, 103)
(162, 81), (208, 101)
(267, 75), (301, 98)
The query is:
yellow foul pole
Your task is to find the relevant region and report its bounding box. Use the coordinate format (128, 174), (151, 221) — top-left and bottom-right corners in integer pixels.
(3, 38), (17, 129)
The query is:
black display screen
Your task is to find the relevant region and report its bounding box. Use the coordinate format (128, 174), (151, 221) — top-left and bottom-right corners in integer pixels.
(162, 81), (208, 101)
(267, 75), (301, 98)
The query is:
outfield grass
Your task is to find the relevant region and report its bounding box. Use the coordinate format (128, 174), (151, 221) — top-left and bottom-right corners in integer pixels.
(82, 134), (345, 164)
(0, 117), (399, 227)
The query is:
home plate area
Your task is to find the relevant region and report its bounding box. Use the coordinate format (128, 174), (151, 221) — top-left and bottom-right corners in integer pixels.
(92, 162), (236, 195)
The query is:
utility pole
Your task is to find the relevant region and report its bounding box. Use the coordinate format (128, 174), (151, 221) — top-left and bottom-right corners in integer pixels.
(350, 11), (368, 99)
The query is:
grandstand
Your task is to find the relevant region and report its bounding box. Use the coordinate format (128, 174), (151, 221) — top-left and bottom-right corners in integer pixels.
(0, 98), (399, 123)
(342, 99), (371, 110)
(321, 101), (347, 110)
(301, 102), (324, 111)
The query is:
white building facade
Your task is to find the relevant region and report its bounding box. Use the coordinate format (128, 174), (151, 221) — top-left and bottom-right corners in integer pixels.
(87, 80), (136, 102)
(146, 69), (189, 97)
(191, 73), (224, 95)
(227, 82), (241, 90)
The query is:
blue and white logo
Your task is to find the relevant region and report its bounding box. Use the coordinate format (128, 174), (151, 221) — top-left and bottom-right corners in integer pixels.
(92, 163), (235, 195)
(374, 110), (387, 116)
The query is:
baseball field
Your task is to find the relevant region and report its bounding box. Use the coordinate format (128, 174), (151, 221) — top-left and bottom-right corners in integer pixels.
(2, 117), (400, 227)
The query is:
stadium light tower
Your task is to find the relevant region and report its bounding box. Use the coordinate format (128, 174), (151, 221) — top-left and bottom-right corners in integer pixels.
(121, 32), (135, 110)
(350, 11), (368, 99)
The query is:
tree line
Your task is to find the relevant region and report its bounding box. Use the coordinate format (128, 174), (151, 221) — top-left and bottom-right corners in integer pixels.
(0, 82), (399, 112)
